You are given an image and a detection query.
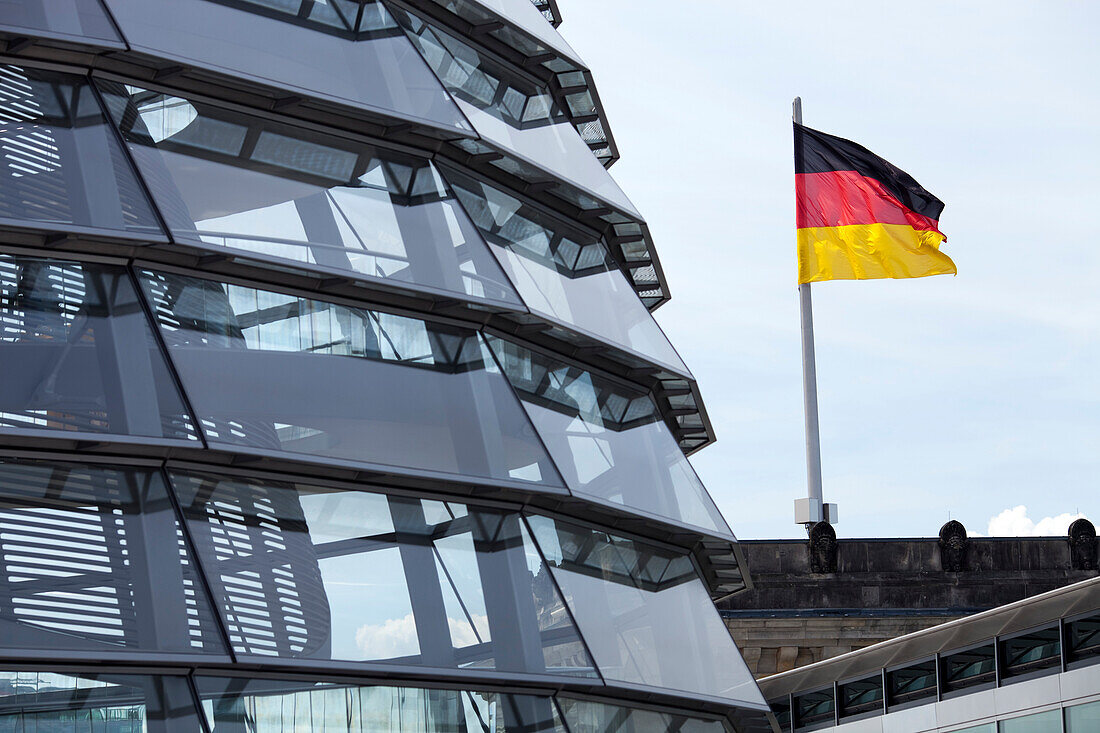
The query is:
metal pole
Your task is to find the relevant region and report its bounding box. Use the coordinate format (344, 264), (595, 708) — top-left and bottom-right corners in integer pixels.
(794, 97), (825, 526)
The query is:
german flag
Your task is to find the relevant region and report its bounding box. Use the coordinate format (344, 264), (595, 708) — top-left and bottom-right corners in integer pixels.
(795, 123), (955, 283)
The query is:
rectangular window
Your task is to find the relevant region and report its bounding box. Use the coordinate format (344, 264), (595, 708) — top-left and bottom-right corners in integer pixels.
(1066, 700), (1100, 732)
(1000, 625), (1061, 680)
(837, 674), (883, 720)
(998, 709), (1062, 732)
(1066, 613), (1100, 666)
(941, 643), (997, 694)
(792, 687), (834, 730)
(887, 659), (938, 707)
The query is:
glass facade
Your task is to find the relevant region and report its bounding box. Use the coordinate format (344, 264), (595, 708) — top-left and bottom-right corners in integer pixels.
(99, 83), (520, 307)
(0, 3), (764, 731)
(0, 66), (163, 239)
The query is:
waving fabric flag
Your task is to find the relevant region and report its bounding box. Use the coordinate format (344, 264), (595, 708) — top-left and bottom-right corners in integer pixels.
(794, 122), (955, 283)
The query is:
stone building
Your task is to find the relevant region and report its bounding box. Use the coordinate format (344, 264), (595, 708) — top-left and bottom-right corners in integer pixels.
(723, 520), (1099, 677)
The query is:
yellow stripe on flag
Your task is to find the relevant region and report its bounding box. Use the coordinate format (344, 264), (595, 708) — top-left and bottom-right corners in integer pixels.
(797, 223), (956, 284)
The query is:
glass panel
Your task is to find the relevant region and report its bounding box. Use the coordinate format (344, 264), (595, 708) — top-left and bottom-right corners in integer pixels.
(1067, 700), (1100, 732)
(0, 671), (200, 733)
(99, 0), (470, 133)
(0, 0), (122, 46)
(99, 84), (520, 307)
(942, 644), (996, 693)
(770, 699), (792, 731)
(528, 516), (762, 705)
(1001, 626), (1061, 678)
(0, 255), (198, 440)
(0, 65), (162, 238)
(792, 688), (833, 730)
(172, 471), (593, 675)
(558, 697), (729, 733)
(1066, 613), (1100, 663)
(443, 167), (690, 374)
(999, 710), (1062, 733)
(951, 726), (996, 733)
(489, 338), (730, 536)
(0, 459), (224, 655)
(838, 675), (883, 719)
(390, 7), (563, 131)
(140, 271), (560, 486)
(196, 676), (566, 732)
(428, 0), (584, 70)
(887, 660), (937, 707)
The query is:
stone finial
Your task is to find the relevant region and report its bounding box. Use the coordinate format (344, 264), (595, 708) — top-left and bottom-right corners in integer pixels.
(1068, 518), (1098, 571)
(808, 521), (838, 574)
(938, 520), (969, 572)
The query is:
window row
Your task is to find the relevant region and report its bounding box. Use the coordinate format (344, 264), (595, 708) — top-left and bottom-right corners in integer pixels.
(1, 1), (630, 220)
(0, 457), (761, 709)
(0, 669), (745, 733)
(0, 63), (681, 376)
(772, 613), (1100, 731)
(0, 253), (724, 537)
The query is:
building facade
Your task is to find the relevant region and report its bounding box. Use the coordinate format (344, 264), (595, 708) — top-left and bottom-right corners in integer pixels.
(0, 2), (771, 732)
(759, 577), (1100, 732)
(724, 523), (1100, 677)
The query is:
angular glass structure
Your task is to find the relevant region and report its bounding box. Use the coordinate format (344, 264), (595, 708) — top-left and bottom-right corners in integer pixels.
(0, 4), (768, 732)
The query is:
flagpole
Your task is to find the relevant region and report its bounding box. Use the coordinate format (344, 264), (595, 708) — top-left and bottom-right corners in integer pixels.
(793, 97), (827, 528)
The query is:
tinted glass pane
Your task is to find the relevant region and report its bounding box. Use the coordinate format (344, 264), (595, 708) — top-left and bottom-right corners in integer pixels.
(1001, 626), (1061, 678)
(0, 0), (122, 46)
(887, 660), (937, 706)
(1067, 613), (1100, 662)
(793, 688), (834, 729)
(429, 0), (584, 69)
(999, 710), (1061, 733)
(1067, 700), (1100, 732)
(140, 271), (560, 486)
(196, 676), (566, 733)
(173, 471), (593, 675)
(838, 675), (882, 719)
(942, 644), (996, 692)
(100, 0), (470, 133)
(558, 698), (729, 733)
(0, 671), (199, 733)
(98, 84), (519, 307)
(445, 168), (690, 374)
(489, 338), (729, 535)
(528, 516), (762, 705)
(953, 725), (996, 733)
(0, 256), (197, 440)
(391, 7), (563, 130)
(0, 65), (161, 237)
(0, 459), (224, 655)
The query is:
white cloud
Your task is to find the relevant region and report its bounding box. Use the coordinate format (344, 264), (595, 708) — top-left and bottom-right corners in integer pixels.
(986, 506), (1086, 536)
(354, 613), (488, 659)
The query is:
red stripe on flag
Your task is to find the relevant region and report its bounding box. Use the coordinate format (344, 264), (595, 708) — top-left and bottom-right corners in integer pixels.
(796, 170), (944, 236)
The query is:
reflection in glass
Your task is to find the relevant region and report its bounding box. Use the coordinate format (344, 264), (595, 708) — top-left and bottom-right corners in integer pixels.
(0, 65), (161, 237)
(793, 688), (835, 730)
(999, 710), (1062, 733)
(100, 0), (469, 132)
(390, 7), (562, 130)
(0, 0), (122, 46)
(141, 271), (560, 485)
(941, 644), (996, 693)
(172, 471), (594, 675)
(527, 516), (762, 705)
(1000, 626), (1061, 678)
(98, 83), (520, 306)
(886, 660), (937, 707)
(837, 675), (882, 719)
(445, 168), (689, 374)
(558, 697), (729, 733)
(1067, 700), (1100, 732)
(488, 338), (729, 535)
(196, 676), (566, 733)
(0, 459), (224, 655)
(0, 671), (199, 733)
(0, 256), (197, 440)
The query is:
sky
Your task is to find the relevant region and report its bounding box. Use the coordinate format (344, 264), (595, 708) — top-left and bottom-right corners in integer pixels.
(554, 0), (1100, 539)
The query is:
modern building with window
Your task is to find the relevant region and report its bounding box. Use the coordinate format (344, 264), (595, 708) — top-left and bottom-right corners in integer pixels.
(0, 1), (773, 732)
(761, 576), (1100, 732)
